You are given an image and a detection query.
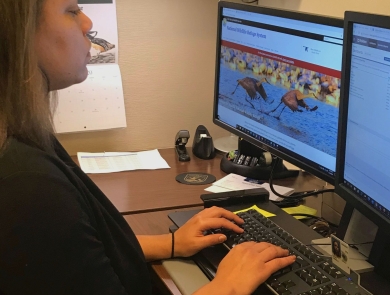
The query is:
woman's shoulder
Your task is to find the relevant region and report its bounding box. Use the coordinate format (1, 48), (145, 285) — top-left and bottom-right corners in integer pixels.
(0, 137), (66, 181)
(0, 138), (88, 218)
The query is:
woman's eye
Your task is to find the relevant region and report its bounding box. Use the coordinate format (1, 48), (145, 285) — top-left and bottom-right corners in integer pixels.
(70, 8), (82, 16)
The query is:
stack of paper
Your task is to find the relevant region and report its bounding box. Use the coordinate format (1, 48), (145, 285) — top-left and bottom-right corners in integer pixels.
(205, 173), (294, 201)
(77, 149), (170, 173)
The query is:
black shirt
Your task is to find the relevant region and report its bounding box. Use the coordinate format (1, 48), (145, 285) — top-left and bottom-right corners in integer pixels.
(0, 138), (152, 295)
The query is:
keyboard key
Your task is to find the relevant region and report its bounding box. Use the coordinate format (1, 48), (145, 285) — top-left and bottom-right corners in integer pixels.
(295, 256), (310, 268)
(319, 275), (331, 284)
(308, 253), (324, 263)
(282, 279), (296, 288)
(327, 283), (348, 295)
(267, 278), (280, 288)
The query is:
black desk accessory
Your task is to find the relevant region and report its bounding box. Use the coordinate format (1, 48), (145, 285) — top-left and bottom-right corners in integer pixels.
(175, 130), (190, 162)
(200, 188), (269, 208)
(221, 139), (299, 180)
(192, 125), (216, 160)
(175, 172), (216, 185)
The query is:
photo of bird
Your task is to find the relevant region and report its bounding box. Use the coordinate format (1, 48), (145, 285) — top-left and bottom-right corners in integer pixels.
(265, 90), (318, 120)
(90, 37), (115, 54)
(217, 45), (339, 157)
(231, 77), (272, 110)
(87, 31), (116, 63)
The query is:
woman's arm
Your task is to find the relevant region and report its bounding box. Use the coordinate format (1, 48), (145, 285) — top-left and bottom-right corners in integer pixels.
(136, 207), (245, 261)
(136, 234), (172, 261)
(1, 173), (134, 294)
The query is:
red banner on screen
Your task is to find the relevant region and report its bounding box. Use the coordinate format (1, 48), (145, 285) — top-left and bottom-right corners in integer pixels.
(221, 40), (341, 78)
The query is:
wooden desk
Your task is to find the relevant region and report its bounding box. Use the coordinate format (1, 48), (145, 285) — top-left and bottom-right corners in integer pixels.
(74, 148), (331, 293)
(77, 148), (327, 214)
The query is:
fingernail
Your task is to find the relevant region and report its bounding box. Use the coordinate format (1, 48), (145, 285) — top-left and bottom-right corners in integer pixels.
(219, 235), (227, 242)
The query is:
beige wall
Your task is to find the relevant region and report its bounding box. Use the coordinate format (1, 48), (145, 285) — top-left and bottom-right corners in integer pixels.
(58, 0), (390, 155)
(258, 0), (390, 17)
(58, 0), (230, 155)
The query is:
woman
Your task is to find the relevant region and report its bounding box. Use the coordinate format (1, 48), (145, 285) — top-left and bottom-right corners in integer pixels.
(0, 1), (295, 294)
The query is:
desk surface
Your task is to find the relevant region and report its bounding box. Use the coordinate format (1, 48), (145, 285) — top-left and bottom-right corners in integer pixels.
(77, 148), (327, 214)
(78, 147), (329, 293)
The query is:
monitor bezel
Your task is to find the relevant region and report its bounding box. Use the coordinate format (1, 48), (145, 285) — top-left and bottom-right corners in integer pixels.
(335, 11), (390, 229)
(213, 1), (344, 184)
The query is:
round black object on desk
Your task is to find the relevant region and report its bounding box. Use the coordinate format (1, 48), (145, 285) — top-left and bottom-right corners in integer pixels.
(175, 172), (216, 185)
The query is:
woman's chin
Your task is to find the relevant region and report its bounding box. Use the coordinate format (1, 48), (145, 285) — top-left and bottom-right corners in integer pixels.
(49, 73), (89, 91)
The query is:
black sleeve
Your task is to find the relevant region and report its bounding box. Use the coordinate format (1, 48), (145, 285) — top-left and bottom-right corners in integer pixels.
(0, 172), (130, 295)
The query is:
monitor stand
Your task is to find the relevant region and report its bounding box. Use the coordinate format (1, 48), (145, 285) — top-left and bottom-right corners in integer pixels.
(219, 138), (299, 180)
(213, 133), (239, 154)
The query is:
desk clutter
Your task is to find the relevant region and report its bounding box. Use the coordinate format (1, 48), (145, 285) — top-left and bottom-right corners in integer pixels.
(220, 139), (299, 180)
(174, 125), (216, 161)
(205, 173), (294, 201)
(192, 125), (216, 160)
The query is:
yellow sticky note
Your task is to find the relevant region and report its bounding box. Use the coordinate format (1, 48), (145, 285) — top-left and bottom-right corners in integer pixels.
(234, 205), (276, 218)
(282, 205), (317, 219)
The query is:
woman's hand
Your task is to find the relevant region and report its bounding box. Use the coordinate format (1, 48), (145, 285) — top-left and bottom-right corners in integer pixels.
(173, 206), (244, 257)
(194, 242), (296, 295)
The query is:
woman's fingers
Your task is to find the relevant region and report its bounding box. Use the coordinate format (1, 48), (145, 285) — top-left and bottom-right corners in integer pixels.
(255, 243), (291, 262)
(197, 206), (244, 224)
(197, 217), (244, 233)
(264, 255), (296, 274)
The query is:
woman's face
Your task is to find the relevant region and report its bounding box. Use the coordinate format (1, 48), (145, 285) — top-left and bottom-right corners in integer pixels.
(35, 0), (93, 91)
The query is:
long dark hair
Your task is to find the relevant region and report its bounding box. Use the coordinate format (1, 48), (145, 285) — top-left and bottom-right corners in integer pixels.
(0, 0), (56, 153)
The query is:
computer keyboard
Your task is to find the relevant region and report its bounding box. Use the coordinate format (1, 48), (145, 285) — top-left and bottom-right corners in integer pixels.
(212, 209), (372, 295)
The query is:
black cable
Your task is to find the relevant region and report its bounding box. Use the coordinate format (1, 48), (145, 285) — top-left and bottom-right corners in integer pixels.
(241, 0), (259, 4)
(289, 213), (339, 228)
(269, 157), (334, 201)
(272, 198), (302, 208)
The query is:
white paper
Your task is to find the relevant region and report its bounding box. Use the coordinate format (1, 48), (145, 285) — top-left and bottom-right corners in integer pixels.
(205, 173), (294, 201)
(77, 149), (170, 173)
(54, 0), (126, 134)
(55, 64), (126, 133)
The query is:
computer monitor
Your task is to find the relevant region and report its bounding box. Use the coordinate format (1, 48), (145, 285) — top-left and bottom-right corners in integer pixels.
(335, 12), (390, 276)
(213, 2), (344, 184)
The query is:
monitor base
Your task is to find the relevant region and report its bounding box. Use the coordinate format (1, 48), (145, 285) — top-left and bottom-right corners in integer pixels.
(213, 133), (239, 154)
(220, 139), (299, 180)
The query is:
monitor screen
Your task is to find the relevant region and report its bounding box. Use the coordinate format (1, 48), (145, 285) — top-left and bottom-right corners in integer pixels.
(213, 2), (344, 184)
(336, 12), (390, 227)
